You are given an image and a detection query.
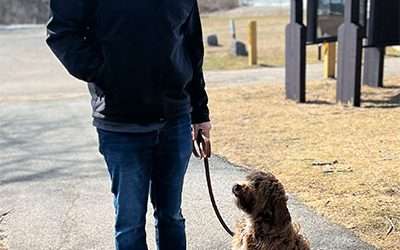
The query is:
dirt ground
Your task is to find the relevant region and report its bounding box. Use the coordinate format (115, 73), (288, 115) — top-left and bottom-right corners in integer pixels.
(208, 78), (400, 249)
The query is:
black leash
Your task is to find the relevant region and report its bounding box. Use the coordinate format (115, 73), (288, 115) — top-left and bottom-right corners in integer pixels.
(193, 130), (234, 237)
(203, 157), (235, 237)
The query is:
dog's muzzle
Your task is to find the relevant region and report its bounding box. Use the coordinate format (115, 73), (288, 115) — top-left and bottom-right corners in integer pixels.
(232, 184), (242, 196)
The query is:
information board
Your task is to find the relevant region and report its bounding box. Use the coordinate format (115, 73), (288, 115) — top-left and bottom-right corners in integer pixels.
(307, 0), (367, 44)
(367, 0), (400, 46)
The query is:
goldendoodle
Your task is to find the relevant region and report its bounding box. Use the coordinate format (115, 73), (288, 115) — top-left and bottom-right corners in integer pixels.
(232, 171), (310, 250)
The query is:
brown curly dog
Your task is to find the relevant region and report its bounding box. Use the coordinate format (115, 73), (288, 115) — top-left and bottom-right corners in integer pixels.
(232, 171), (310, 250)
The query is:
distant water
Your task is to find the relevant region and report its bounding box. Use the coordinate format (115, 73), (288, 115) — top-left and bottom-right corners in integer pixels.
(240, 0), (290, 7)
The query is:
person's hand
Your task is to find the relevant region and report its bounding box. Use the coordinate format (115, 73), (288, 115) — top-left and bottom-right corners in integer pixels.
(192, 122), (212, 158)
(192, 121), (211, 140)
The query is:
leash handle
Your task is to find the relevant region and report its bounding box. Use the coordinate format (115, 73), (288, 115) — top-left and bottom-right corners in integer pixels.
(192, 129), (211, 159)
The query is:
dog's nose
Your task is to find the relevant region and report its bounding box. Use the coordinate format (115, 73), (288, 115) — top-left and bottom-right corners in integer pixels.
(232, 184), (242, 195)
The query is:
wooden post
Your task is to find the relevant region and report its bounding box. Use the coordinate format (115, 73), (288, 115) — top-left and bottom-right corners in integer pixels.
(363, 47), (385, 87)
(248, 21), (257, 66)
(318, 44), (322, 61)
(323, 42), (336, 79)
(285, 0), (306, 103)
(337, 0), (362, 107)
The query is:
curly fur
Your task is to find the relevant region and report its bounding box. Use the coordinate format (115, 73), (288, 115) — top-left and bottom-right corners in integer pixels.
(232, 171), (310, 250)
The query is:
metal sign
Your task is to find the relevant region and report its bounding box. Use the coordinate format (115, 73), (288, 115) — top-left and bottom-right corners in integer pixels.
(366, 0), (400, 46)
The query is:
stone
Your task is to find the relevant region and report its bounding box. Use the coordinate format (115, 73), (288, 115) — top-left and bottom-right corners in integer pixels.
(230, 40), (248, 57)
(207, 34), (219, 47)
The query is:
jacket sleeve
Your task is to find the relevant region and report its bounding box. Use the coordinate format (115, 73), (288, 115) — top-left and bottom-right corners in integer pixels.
(46, 0), (103, 83)
(185, 1), (210, 124)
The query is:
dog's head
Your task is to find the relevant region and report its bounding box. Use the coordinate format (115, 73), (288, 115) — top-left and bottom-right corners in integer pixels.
(232, 171), (291, 227)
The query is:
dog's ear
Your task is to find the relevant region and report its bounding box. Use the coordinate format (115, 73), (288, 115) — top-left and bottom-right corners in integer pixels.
(257, 181), (275, 221)
(272, 194), (291, 227)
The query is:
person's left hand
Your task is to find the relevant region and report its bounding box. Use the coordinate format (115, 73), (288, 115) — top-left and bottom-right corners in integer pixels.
(192, 121), (212, 158)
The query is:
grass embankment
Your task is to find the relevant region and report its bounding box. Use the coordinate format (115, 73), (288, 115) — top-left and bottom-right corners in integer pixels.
(201, 12), (322, 70)
(208, 78), (400, 249)
(201, 10), (400, 71)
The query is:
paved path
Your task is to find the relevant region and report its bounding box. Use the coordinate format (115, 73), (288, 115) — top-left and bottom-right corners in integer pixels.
(0, 26), (383, 250)
(0, 101), (376, 250)
(205, 57), (400, 87)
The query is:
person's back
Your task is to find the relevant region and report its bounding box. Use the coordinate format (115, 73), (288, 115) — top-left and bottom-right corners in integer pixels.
(47, 1), (211, 249)
(47, 0), (209, 124)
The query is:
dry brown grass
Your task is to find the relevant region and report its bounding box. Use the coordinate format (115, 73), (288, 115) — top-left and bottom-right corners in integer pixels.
(201, 11), (400, 71)
(208, 78), (400, 249)
(201, 12), (321, 71)
(387, 47), (400, 58)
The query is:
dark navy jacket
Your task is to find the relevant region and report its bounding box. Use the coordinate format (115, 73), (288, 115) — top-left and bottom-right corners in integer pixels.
(46, 0), (209, 124)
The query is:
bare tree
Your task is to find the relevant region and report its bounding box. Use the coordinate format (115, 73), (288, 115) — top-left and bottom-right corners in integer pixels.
(198, 0), (239, 12)
(0, 0), (50, 25)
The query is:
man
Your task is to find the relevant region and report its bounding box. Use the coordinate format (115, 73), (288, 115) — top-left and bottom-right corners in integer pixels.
(46, 0), (211, 249)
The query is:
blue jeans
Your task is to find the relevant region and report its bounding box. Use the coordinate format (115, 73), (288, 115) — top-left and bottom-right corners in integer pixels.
(97, 114), (192, 250)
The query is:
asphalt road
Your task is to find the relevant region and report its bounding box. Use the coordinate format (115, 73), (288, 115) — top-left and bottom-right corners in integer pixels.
(0, 26), (379, 250)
